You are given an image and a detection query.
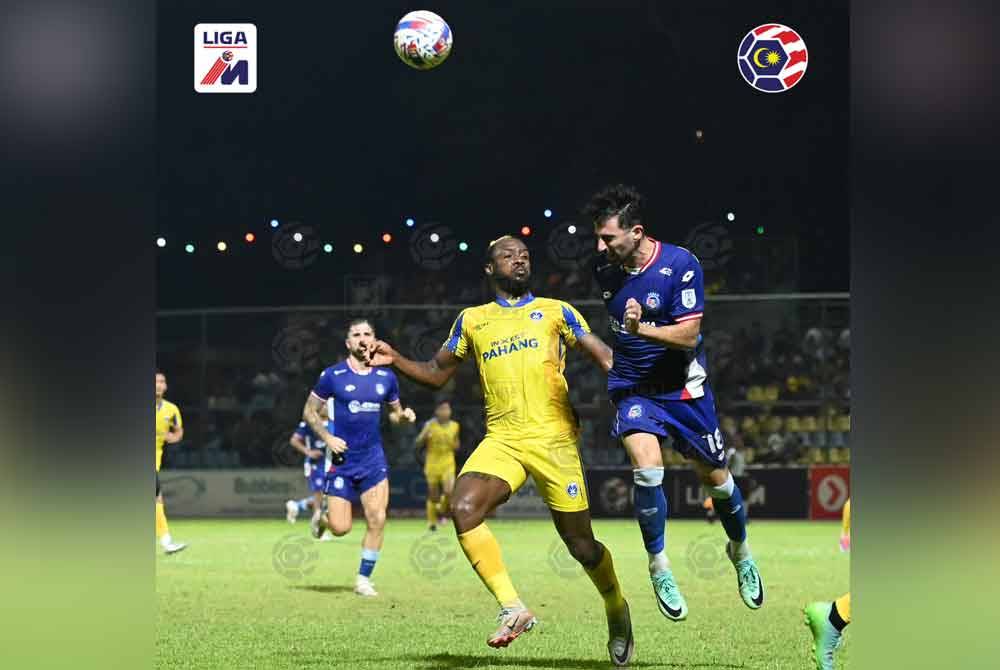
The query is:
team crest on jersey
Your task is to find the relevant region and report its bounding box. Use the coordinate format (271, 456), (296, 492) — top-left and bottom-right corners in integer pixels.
(660, 267), (672, 276)
(345, 384), (356, 392)
(681, 288), (697, 308)
(627, 404), (643, 419)
(566, 482), (580, 498)
(529, 310), (544, 320)
(333, 476), (344, 489)
(375, 383), (385, 395)
(644, 292), (661, 311)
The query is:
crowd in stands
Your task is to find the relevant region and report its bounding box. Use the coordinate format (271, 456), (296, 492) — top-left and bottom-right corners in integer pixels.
(158, 296), (849, 471)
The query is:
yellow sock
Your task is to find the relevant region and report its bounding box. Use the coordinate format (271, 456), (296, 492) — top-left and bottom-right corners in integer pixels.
(438, 494), (449, 518)
(584, 545), (628, 619)
(842, 499), (851, 536)
(458, 523), (520, 607)
(155, 502), (169, 539)
(426, 499), (437, 527)
(835, 593), (851, 623)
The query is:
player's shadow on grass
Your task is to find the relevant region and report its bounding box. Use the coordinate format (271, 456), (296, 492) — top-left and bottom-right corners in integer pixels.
(290, 584), (354, 594)
(395, 653), (744, 669)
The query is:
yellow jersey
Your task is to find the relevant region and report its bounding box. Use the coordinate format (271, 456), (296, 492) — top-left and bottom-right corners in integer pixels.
(443, 293), (590, 439)
(423, 419), (460, 465)
(155, 399), (183, 471)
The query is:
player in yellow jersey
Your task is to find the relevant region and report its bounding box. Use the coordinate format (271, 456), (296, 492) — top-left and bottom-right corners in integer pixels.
(155, 371), (187, 554)
(415, 400), (460, 531)
(369, 236), (635, 666)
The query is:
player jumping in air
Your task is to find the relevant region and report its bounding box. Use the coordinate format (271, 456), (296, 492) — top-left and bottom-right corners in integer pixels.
(415, 400), (460, 531)
(584, 184), (764, 621)
(368, 236), (635, 666)
(155, 371), (187, 555)
(301, 318), (417, 596)
(284, 405), (335, 541)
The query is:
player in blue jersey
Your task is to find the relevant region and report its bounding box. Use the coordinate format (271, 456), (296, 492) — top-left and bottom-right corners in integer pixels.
(284, 405), (336, 541)
(584, 184), (764, 621)
(301, 318), (417, 596)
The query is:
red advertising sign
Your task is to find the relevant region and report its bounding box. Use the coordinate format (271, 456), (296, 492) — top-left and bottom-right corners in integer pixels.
(809, 466), (850, 520)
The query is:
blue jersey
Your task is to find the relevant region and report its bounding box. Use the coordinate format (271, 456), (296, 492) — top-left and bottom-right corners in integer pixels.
(595, 239), (709, 400)
(309, 359), (400, 465)
(292, 421), (326, 467)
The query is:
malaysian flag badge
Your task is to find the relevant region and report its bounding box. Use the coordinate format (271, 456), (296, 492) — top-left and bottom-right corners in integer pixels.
(738, 23), (808, 93)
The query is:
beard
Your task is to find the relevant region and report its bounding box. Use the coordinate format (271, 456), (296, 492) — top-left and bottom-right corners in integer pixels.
(495, 274), (531, 296)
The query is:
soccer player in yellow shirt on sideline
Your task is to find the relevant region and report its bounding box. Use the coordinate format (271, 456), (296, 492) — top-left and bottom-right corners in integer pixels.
(155, 371), (187, 554)
(368, 236), (635, 666)
(415, 400), (460, 531)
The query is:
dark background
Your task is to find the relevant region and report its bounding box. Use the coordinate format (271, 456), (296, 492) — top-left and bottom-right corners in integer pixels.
(158, 0), (848, 308)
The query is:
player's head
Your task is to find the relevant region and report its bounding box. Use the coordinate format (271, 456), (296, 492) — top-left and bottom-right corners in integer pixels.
(155, 371), (167, 399)
(434, 399), (452, 422)
(584, 184), (646, 266)
(344, 318), (375, 360)
(484, 235), (531, 296)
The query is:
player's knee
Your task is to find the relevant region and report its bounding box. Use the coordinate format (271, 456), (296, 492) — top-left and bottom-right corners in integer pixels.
(450, 494), (483, 526)
(329, 521), (351, 536)
(367, 509), (387, 529)
(564, 536), (601, 569)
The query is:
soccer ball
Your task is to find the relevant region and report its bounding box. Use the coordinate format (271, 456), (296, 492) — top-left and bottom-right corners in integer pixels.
(393, 10), (452, 71)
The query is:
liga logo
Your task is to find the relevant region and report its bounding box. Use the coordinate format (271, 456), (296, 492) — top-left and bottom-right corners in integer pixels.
(195, 23), (257, 93)
(737, 23), (807, 93)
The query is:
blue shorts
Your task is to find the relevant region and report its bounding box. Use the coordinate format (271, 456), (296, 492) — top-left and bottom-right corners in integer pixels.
(611, 386), (726, 468)
(305, 463), (326, 493)
(323, 451), (388, 502)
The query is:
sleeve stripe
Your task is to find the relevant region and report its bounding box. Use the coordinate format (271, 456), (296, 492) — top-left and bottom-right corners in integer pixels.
(674, 312), (704, 322)
(561, 305), (587, 339)
(444, 311), (465, 352)
(309, 390), (327, 401)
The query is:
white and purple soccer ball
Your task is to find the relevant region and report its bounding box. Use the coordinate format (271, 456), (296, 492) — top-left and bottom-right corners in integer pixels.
(393, 10), (453, 71)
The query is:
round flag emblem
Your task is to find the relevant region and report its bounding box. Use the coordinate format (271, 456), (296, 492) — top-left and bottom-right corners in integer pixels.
(737, 23), (808, 93)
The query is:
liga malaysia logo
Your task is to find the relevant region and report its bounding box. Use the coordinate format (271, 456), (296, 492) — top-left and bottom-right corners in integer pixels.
(195, 23), (257, 93)
(737, 23), (807, 93)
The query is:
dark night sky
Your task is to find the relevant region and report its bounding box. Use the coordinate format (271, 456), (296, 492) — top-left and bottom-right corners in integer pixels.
(157, 1), (848, 308)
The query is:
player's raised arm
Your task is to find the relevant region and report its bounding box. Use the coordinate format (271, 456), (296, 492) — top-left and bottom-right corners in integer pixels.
(369, 310), (467, 389)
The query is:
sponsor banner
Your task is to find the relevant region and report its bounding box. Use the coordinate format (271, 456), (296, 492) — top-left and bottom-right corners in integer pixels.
(494, 478), (551, 518)
(809, 466), (850, 519)
(666, 466), (809, 519)
(585, 467), (809, 519)
(160, 468), (447, 516)
(160, 469), (308, 517)
(585, 469), (635, 518)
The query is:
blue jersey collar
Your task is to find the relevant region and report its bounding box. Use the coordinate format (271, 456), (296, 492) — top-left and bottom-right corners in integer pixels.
(494, 292), (535, 308)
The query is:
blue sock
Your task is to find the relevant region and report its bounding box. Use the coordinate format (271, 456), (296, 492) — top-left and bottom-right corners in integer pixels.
(296, 498), (311, 512)
(709, 474), (748, 545)
(359, 548), (379, 578)
(633, 468), (667, 554)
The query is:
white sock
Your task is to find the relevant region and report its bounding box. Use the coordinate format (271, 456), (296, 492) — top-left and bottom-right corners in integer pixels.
(729, 539), (751, 562)
(648, 550), (671, 575)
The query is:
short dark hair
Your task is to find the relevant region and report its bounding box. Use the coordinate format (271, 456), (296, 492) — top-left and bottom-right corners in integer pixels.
(582, 184), (644, 229)
(435, 399), (451, 408)
(344, 318), (374, 338)
(484, 235), (515, 265)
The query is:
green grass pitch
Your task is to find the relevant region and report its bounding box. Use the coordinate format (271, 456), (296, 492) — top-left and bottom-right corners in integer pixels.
(157, 518), (849, 669)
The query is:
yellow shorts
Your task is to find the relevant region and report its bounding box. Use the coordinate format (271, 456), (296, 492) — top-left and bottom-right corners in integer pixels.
(459, 432), (588, 512)
(424, 460), (456, 487)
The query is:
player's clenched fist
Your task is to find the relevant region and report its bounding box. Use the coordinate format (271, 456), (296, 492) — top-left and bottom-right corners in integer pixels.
(623, 297), (642, 334)
(401, 407), (416, 423)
